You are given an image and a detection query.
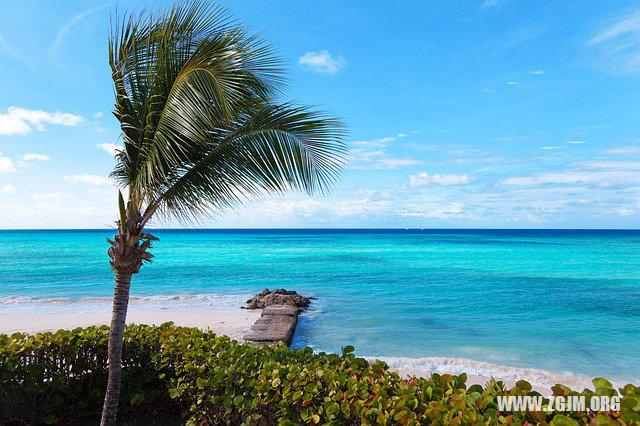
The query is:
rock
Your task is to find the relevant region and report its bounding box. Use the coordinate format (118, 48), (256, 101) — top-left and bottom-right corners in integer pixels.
(244, 288), (313, 310)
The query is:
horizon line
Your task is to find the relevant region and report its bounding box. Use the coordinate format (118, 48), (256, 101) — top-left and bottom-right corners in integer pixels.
(0, 227), (638, 232)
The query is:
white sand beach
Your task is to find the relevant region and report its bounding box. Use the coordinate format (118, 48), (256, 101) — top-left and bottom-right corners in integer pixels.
(0, 309), (262, 342)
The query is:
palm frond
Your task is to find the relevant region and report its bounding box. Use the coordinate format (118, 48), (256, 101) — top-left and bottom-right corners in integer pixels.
(142, 103), (347, 223)
(109, 0), (346, 226)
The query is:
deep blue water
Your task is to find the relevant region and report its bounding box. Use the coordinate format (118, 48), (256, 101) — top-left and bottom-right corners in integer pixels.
(0, 229), (638, 384)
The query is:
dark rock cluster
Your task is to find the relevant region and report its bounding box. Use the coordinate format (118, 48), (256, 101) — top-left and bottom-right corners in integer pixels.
(244, 288), (313, 310)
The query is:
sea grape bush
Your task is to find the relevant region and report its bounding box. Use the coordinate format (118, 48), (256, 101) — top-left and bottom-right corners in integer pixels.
(0, 324), (177, 423)
(0, 323), (638, 425)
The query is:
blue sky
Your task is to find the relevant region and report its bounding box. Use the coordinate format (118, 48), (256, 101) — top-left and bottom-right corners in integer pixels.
(1, 0), (640, 228)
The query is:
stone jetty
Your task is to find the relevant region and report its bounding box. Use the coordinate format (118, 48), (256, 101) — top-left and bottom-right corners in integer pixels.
(243, 289), (312, 346)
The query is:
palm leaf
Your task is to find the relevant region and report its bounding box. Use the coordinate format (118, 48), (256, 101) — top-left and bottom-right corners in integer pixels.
(143, 103), (346, 223)
(109, 0), (346, 227)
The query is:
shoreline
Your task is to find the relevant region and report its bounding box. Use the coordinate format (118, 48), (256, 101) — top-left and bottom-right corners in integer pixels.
(0, 309), (262, 342)
(0, 309), (631, 397)
(379, 357), (607, 397)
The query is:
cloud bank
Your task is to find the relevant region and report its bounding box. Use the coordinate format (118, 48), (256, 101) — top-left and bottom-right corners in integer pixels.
(0, 107), (83, 136)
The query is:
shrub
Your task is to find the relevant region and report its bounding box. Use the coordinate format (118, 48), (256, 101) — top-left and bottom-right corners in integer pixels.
(0, 324), (177, 424)
(0, 323), (638, 425)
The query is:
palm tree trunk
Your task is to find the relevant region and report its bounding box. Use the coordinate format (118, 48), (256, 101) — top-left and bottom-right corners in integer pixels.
(100, 271), (132, 426)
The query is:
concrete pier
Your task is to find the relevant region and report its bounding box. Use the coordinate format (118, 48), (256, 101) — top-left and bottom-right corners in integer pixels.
(244, 305), (299, 346)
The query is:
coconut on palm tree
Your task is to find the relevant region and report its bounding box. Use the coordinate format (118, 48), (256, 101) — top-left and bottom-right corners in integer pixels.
(101, 2), (346, 424)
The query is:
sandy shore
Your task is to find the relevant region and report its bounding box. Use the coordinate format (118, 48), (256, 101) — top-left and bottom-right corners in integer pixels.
(0, 309), (262, 342)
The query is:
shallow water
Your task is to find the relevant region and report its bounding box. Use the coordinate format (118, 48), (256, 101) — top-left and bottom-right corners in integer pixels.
(0, 229), (638, 385)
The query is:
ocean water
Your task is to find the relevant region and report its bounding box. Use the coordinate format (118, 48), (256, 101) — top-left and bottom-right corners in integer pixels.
(0, 229), (638, 387)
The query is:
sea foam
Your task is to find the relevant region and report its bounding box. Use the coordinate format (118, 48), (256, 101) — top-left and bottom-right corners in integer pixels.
(367, 355), (629, 390)
(0, 293), (252, 313)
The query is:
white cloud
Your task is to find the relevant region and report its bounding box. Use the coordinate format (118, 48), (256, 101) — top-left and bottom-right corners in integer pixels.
(483, 88), (497, 93)
(352, 136), (397, 148)
(588, 10), (640, 45)
(1, 184), (16, 193)
(409, 172), (476, 187)
(0, 152), (16, 173)
(507, 81), (521, 85)
(602, 145), (640, 155)
(492, 27), (543, 54)
(503, 172), (608, 186)
(0, 199), (110, 228)
(20, 153), (50, 161)
(503, 161), (640, 187)
(349, 149), (421, 170)
(587, 10), (640, 74)
(528, 70), (545, 74)
(32, 191), (74, 200)
(481, 0), (502, 8)
(354, 189), (391, 200)
(0, 36), (17, 58)
(97, 143), (122, 156)
(51, 5), (106, 52)
(354, 138), (394, 147)
(540, 146), (561, 150)
(353, 150), (385, 158)
(298, 50), (346, 74)
(348, 133), (422, 169)
(93, 112), (104, 119)
(447, 157), (503, 165)
(63, 174), (111, 185)
(257, 197), (390, 220)
(579, 160), (640, 169)
(0, 35), (34, 69)
(372, 158), (421, 169)
(566, 140), (586, 145)
(0, 106), (84, 136)
(398, 203), (464, 218)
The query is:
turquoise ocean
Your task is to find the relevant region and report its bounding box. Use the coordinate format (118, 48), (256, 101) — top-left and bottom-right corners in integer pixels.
(0, 229), (638, 387)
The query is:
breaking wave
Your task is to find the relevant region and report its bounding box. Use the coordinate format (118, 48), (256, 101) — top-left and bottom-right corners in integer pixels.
(0, 293), (252, 313)
(367, 355), (630, 390)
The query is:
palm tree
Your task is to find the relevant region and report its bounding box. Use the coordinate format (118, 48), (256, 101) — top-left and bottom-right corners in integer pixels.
(101, 2), (346, 424)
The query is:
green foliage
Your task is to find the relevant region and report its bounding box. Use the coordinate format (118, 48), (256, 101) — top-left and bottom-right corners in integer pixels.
(0, 324), (177, 424)
(1, 323), (639, 425)
(117, 190), (127, 233)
